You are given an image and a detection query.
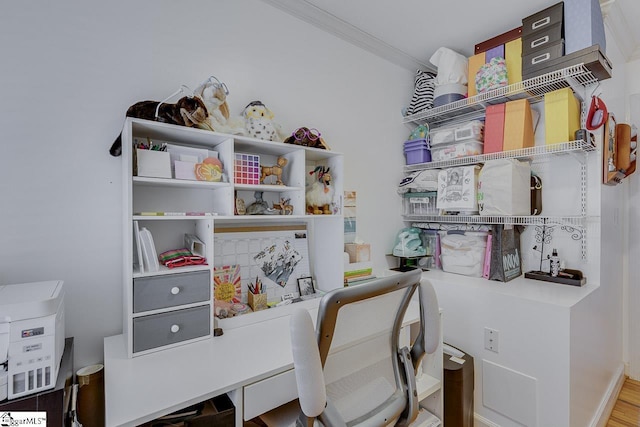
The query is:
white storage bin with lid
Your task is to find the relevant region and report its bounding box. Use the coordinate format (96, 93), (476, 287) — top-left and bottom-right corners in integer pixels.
(430, 120), (484, 146)
(431, 139), (484, 162)
(438, 230), (489, 277)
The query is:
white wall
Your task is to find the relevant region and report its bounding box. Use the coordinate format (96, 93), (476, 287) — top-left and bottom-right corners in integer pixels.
(625, 57), (640, 380)
(0, 0), (412, 367)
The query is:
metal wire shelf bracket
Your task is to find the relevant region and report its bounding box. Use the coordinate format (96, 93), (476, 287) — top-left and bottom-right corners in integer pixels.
(402, 64), (598, 126)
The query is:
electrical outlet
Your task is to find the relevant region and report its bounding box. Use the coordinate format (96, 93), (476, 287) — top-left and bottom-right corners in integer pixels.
(485, 327), (499, 353)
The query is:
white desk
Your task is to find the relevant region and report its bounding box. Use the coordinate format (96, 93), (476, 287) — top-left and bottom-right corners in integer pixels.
(104, 297), (438, 427)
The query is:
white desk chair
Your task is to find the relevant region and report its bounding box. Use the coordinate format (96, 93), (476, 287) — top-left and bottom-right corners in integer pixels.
(260, 269), (440, 427)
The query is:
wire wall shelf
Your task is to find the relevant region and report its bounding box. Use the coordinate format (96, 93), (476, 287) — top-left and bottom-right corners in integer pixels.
(404, 139), (595, 172)
(409, 215), (586, 227)
(402, 64), (598, 126)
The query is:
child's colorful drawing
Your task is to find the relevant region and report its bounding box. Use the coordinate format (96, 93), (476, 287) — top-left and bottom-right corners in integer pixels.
(213, 264), (242, 303)
(254, 240), (302, 287)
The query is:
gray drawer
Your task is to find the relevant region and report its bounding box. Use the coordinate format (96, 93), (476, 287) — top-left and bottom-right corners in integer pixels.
(133, 270), (210, 313)
(522, 22), (563, 56)
(522, 2), (563, 37)
(133, 305), (211, 353)
(522, 40), (565, 72)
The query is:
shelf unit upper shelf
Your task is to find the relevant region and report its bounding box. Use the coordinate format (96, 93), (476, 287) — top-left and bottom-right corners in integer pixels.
(404, 139), (596, 172)
(402, 64), (598, 127)
(408, 215), (586, 227)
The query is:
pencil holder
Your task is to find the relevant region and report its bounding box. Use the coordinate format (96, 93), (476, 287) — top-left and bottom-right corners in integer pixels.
(248, 292), (267, 311)
(135, 148), (171, 178)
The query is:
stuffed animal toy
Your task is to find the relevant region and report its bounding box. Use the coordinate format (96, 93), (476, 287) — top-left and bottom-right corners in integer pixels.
(194, 76), (246, 135)
(306, 166), (334, 214)
(243, 101), (285, 141)
(109, 93), (210, 156)
(284, 127), (331, 150)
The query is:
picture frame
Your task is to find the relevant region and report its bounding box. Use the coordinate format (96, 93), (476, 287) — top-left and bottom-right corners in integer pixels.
(297, 276), (315, 296)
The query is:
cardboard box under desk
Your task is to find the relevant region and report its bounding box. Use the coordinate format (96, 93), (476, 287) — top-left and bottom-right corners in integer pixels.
(138, 394), (235, 427)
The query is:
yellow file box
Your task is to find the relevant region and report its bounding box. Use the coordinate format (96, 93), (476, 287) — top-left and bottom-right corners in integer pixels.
(503, 99), (534, 151)
(505, 38), (523, 85)
(544, 88), (581, 145)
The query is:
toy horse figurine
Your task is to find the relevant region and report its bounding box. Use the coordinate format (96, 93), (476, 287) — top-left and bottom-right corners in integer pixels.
(260, 157), (288, 185)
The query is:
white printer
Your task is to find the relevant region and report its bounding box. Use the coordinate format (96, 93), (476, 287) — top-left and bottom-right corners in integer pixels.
(0, 280), (65, 401)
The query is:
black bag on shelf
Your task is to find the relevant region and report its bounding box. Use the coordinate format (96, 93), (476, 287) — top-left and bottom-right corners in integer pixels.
(405, 70), (436, 116)
(489, 225), (523, 282)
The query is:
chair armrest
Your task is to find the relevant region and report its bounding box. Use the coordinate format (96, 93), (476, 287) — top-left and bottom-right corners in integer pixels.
(290, 308), (326, 418)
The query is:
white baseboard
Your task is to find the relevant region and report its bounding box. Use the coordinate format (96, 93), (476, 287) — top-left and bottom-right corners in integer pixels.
(474, 413), (501, 427)
(590, 363), (625, 427)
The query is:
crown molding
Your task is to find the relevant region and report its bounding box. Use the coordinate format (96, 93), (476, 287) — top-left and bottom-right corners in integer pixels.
(260, 0), (436, 72)
(263, 0), (640, 68)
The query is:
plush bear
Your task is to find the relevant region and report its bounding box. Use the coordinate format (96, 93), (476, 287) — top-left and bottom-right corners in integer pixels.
(194, 76), (245, 135)
(243, 101), (285, 141)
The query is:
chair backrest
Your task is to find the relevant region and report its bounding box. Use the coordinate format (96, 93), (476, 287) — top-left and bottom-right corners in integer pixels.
(289, 269), (440, 427)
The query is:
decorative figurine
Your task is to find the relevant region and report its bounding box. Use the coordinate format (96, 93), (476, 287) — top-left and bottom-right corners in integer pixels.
(260, 156), (288, 185)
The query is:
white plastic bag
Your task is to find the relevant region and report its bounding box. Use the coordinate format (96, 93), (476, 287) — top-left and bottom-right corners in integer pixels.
(429, 47), (469, 86)
(478, 159), (530, 216)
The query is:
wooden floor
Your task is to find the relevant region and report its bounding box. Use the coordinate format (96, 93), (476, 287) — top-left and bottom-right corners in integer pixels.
(252, 378), (640, 426)
(608, 378), (640, 426)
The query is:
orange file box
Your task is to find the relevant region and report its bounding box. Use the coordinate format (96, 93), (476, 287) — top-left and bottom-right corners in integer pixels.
(484, 103), (506, 154)
(544, 88), (580, 145)
(468, 53), (485, 98)
(505, 38), (523, 85)
(503, 99), (534, 151)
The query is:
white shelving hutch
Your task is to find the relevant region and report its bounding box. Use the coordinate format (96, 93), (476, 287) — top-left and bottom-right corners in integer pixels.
(120, 117), (345, 358)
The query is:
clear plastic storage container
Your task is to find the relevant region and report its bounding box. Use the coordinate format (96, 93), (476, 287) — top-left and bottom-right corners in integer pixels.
(403, 192), (438, 216)
(430, 120), (484, 146)
(438, 231), (489, 277)
(431, 140), (484, 162)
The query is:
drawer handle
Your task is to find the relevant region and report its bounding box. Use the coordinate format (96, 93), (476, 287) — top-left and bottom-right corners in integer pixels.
(171, 324), (180, 333)
(171, 286), (180, 295)
(531, 35), (549, 48)
(531, 53), (551, 65)
(532, 16), (550, 30)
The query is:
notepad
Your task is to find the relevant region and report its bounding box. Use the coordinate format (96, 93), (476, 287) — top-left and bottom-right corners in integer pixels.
(139, 227), (159, 272)
(133, 221), (144, 273)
